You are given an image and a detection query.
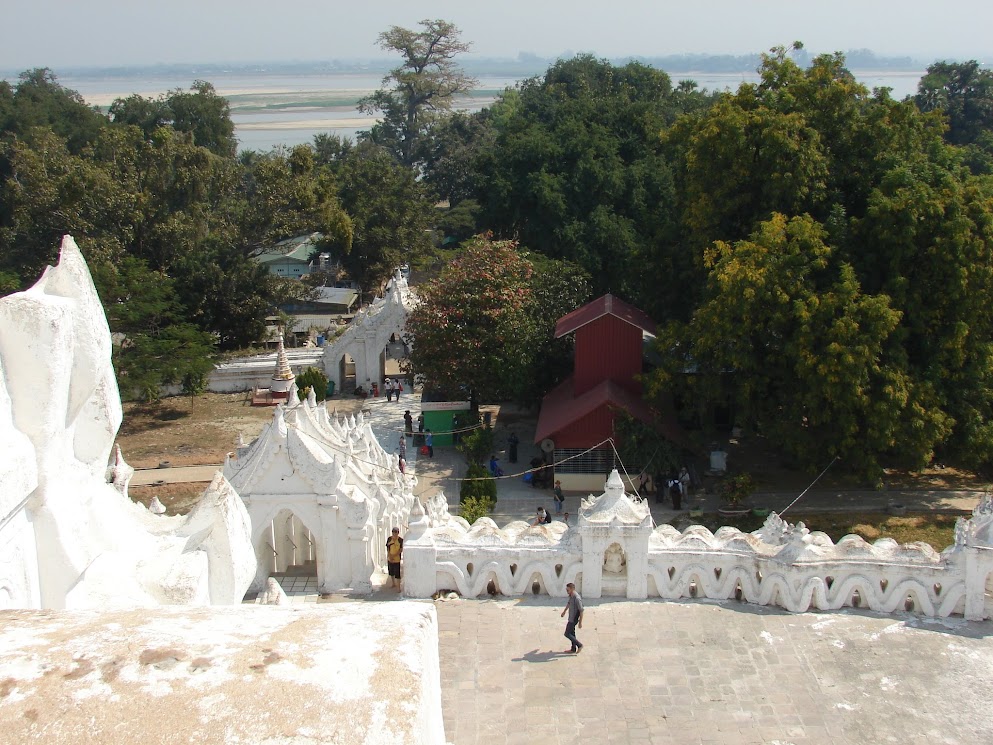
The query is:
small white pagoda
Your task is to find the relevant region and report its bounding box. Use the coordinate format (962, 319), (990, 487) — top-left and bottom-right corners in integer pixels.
(269, 336), (295, 401)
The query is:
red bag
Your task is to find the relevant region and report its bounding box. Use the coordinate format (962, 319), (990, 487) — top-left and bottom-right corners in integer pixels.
(420, 445), (430, 456)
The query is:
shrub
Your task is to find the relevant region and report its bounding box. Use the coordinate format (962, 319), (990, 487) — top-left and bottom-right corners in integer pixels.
(457, 419), (492, 464)
(296, 366), (329, 401)
(717, 473), (756, 507)
(459, 495), (495, 526)
(460, 462), (497, 503)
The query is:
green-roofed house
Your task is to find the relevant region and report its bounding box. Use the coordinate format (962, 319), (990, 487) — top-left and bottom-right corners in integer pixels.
(255, 232), (325, 279)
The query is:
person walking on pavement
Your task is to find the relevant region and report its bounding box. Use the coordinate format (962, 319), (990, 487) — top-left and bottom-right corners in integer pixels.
(561, 582), (584, 653)
(385, 378), (393, 402)
(394, 378), (402, 399)
(404, 410), (413, 437)
(553, 480), (565, 514)
(425, 430), (434, 458)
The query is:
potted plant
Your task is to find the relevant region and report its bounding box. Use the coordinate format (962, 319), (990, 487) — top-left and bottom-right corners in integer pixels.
(717, 473), (755, 517)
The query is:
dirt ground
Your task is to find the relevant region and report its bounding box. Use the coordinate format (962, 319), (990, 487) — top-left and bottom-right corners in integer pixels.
(130, 482), (208, 516)
(720, 431), (991, 492)
(115, 392), (371, 469)
(118, 393), (989, 490)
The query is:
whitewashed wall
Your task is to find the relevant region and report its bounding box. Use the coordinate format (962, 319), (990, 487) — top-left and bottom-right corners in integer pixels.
(405, 471), (993, 622)
(0, 237), (256, 610)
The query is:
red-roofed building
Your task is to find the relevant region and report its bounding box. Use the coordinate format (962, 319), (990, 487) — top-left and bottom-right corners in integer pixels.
(535, 294), (660, 491)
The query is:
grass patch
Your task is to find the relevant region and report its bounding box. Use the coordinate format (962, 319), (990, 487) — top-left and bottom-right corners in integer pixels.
(688, 511), (961, 552)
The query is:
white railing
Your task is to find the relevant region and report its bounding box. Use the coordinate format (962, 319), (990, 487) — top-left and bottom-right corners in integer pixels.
(404, 501), (993, 621)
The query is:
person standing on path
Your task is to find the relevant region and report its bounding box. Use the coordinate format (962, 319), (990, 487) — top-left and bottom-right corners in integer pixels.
(561, 582), (584, 653)
(553, 480), (565, 514)
(507, 432), (519, 463)
(425, 430), (433, 458)
(404, 410), (413, 437)
(386, 527), (403, 591)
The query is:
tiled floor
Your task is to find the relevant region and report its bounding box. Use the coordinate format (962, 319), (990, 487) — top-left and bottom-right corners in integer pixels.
(269, 575), (319, 603)
(436, 597), (993, 745)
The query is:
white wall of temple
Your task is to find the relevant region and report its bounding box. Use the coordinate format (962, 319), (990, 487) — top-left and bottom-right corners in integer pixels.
(404, 476), (993, 621)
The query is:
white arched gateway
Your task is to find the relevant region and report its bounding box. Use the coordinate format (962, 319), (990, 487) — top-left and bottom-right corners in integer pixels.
(223, 389), (414, 594)
(321, 270), (415, 393)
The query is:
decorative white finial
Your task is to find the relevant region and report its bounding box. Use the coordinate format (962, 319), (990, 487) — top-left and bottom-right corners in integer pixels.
(148, 496), (167, 515)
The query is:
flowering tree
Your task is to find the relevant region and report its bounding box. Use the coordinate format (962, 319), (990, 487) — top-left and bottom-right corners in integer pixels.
(405, 236), (589, 404)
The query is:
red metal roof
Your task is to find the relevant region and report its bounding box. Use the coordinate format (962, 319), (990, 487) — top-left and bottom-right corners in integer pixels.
(554, 294), (657, 339)
(534, 377), (657, 444)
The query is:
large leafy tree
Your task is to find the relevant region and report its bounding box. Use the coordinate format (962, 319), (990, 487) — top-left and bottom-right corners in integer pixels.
(476, 55), (704, 317)
(914, 60), (993, 174)
(358, 19), (476, 170)
(655, 214), (910, 476)
(0, 68), (106, 152)
(915, 61), (993, 148)
(405, 236), (590, 404)
(237, 144), (353, 255)
(329, 142), (434, 293)
(111, 81), (237, 158)
(91, 256), (216, 402)
(652, 46), (993, 474)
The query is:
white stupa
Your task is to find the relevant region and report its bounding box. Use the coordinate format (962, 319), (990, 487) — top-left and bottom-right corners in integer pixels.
(269, 335), (295, 401)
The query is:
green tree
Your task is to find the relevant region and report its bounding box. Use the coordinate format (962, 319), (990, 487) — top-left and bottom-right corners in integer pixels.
(296, 366), (330, 402)
(459, 463), (497, 514)
(108, 94), (172, 140)
(420, 109), (495, 206)
(109, 81), (236, 157)
(237, 144), (353, 255)
(0, 129), (125, 287)
(458, 421), (492, 465)
(1, 69), (106, 152)
(331, 142), (434, 292)
(405, 236), (590, 404)
(652, 214), (912, 478)
(477, 55), (693, 313)
(915, 61), (993, 148)
(358, 19), (476, 170)
(165, 80), (237, 158)
(91, 255), (216, 402)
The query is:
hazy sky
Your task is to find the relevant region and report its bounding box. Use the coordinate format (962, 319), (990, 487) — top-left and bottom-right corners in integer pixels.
(3, 0), (991, 70)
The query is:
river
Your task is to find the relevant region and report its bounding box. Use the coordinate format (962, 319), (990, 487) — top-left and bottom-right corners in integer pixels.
(50, 69), (926, 152)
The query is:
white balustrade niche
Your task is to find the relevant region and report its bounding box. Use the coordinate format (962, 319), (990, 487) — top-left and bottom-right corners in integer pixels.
(404, 470), (993, 622)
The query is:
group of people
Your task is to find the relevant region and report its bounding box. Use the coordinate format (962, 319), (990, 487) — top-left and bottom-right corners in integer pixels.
(637, 465), (692, 509)
(384, 377), (404, 402)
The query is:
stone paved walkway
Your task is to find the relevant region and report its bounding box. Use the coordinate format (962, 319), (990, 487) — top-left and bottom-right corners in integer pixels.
(435, 597), (993, 745)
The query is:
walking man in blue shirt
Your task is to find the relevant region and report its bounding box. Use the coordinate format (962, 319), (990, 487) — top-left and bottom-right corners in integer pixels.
(561, 582), (584, 653)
